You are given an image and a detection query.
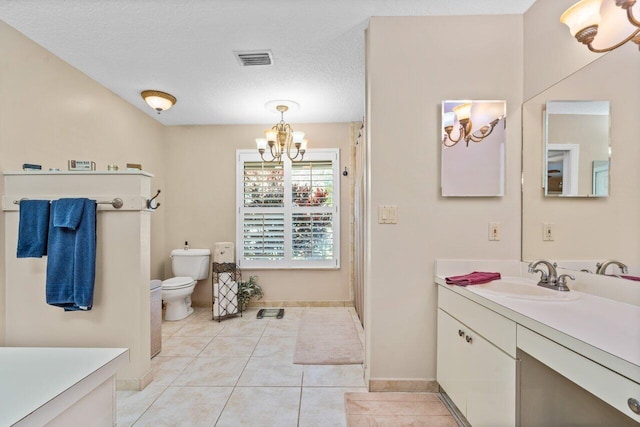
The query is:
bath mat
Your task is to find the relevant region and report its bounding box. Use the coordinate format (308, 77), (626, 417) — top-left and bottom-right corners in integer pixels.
(293, 309), (363, 365)
(344, 392), (458, 426)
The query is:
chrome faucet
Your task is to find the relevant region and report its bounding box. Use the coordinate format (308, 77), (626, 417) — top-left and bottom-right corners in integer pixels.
(595, 259), (628, 275)
(528, 260), (557, 284)
(528, 260), (571, 291)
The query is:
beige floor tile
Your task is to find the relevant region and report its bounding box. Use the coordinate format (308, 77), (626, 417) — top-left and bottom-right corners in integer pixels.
(150, 356), (194, 385)
(199, 335), (260, 358)
(216, 386), (301, 427)
(252, 335), (297, 360)
(132, 385), (232, 427)
(217, 319), (268, 336)
(172, 357), (249, 386)
(160, 322), (184, 338)
(303, 364), (366, 387)
(262, 319), (301, 336)
(299, 387), (368, 427)
(172, 320), (226, 337)
(159, 335), (213, 357)
(237, 357), (303, 386)
(116, 383), (167, 427)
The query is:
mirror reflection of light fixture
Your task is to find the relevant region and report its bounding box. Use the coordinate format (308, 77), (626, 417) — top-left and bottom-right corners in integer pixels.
(442, 101), (505, 147)
(141, 90), (176, 114)
(256, 100), (307, 162)
(561, 0), (640, 53)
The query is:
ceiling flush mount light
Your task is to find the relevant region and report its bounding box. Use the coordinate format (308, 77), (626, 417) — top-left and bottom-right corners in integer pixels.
(256, 100), (307, 162)
(442, 101), (505, 148)
(561, 0), (640, 53)
(141, 90), (176, 114)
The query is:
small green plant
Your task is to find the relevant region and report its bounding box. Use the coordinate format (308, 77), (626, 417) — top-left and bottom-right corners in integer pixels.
(238, 275), (263, 309)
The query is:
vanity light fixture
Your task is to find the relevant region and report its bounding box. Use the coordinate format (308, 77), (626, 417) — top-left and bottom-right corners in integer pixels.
(256, 100), (307, 162)
(561, 0), (640, 53)
(442, 102), (505, 148)
(141, 90), (177, 114)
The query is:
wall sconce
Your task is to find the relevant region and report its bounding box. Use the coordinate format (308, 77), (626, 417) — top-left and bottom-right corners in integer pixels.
(442, 101), (505, 147)
(561, 0), (640, 53)
(141, 90), (176, 114)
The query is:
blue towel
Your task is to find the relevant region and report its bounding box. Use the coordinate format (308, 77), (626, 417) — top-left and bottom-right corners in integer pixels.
(17, 200), (50, 258)
(46, 198), (97, 311)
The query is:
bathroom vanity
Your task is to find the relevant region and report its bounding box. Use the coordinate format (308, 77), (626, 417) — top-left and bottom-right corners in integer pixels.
(435, 260), (640, 426)
(0, 347), (128, 426)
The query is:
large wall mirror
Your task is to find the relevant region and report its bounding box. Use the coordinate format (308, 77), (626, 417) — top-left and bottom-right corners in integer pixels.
(522, 47), (640, 279)
(544, 100), (610, 197)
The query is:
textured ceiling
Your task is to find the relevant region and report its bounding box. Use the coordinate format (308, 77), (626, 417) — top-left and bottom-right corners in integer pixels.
(0, 0), (535, 125)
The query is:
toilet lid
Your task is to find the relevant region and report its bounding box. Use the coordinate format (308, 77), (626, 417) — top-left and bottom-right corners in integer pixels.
(162, 276), (195, 290)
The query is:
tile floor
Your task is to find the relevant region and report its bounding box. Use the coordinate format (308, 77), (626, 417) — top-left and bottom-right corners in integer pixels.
(117, 306), (368, 426)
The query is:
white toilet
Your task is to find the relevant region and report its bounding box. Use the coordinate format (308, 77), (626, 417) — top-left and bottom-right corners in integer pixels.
(162, 248), (211, 321)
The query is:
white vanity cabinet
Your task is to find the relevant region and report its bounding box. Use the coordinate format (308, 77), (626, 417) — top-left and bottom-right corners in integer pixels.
(437, 285), (517, 427)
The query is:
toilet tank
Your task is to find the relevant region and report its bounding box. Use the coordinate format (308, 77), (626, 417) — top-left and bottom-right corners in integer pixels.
(170, 248), (211, 280)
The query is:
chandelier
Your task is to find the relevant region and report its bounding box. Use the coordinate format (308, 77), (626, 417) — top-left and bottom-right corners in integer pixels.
(442, 102), (504, 148)
(255, 101), (307, 162)
(561, 0), (640, 53)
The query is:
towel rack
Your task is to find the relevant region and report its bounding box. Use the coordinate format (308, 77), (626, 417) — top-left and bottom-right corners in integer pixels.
(13, 197), (124, 209)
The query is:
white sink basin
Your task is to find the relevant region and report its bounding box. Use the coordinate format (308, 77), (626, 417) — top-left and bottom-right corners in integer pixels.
(469, 277), (580, 302)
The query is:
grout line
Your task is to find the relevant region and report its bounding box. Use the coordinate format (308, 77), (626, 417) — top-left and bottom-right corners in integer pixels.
(297, 370), (304, 427)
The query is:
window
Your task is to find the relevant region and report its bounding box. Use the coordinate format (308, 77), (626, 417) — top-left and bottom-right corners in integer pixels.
(236, 149), (340, 269)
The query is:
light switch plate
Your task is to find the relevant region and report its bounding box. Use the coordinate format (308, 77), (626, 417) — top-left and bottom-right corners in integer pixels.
(378, 205), (398, 224)
(543, 223), (555, 241)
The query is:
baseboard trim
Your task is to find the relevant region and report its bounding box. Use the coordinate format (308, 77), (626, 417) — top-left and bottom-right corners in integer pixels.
(116, 368), (153, 391)
(368, 379), (439, 393)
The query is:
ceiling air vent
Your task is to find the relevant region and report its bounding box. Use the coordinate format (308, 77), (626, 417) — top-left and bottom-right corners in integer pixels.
(233, 50), (273, 67)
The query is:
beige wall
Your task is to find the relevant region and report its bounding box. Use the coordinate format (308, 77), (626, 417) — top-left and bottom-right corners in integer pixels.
(162, 123), (354, 306)
(0, 20), (166, 344)
(365, 16), (523, 384)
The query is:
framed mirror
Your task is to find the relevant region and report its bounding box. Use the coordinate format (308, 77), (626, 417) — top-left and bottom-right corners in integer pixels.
(441, 100), (506, 197)
(544, 100), (610, 197)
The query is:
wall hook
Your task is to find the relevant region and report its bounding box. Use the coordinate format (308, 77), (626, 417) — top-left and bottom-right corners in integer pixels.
(342, 167), (349, 176)
(147, 189), (161, 210)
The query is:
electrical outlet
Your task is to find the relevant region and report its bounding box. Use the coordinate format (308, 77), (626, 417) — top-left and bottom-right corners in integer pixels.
(489, 222), (500, 241)
(543, 223), (555, 241)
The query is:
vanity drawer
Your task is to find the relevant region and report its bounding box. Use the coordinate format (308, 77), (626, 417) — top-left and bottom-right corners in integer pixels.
(438, 285), (516, 356)
(518, 325), (640, 423)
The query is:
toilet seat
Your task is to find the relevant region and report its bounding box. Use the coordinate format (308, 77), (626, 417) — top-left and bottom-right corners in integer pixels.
(162, 276), (195, 290)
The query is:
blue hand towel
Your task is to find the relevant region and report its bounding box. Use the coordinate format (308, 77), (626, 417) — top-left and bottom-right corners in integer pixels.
(52, 198), (85, 230)
(46, 198), (97, 311)
(17, 200), (50, 258)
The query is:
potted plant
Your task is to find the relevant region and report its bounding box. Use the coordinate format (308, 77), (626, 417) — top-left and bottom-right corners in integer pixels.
(238, 275), (263, 310)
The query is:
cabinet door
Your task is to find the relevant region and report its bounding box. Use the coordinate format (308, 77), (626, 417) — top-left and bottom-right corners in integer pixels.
(437, 308), (469, 414)
(465, 330), (516, 427)
(438, 308), (517, 427)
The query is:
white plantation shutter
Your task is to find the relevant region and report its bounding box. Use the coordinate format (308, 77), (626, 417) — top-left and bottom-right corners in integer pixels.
(237, 149), (340, 269)
(242, 213), (285, 260)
